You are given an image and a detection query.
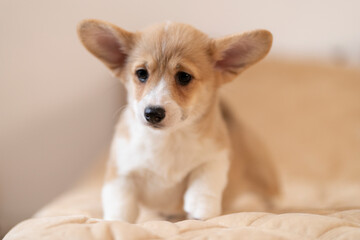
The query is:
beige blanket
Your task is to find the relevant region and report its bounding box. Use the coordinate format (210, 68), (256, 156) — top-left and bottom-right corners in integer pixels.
(5, 59), (360, 239)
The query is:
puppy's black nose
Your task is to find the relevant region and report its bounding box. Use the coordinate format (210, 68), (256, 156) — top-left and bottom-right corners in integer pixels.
(144, 106), (166, 124)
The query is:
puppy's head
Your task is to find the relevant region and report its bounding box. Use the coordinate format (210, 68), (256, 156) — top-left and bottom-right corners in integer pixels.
(78, 20), (272, 130)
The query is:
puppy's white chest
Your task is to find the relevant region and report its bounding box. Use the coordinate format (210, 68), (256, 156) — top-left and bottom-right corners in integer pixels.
(113, 127), (219, 184)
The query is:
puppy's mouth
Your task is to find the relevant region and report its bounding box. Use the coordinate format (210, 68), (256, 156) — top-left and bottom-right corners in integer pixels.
(145, 122), (164, 129)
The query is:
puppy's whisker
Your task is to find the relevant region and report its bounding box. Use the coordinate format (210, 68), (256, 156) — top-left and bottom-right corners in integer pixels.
(112, 104), (128, 120)
(163, 101), (174, 106)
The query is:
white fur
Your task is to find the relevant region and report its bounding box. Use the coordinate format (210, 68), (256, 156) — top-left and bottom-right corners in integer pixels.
(102, 178), (138, 222)
(162, 21), (172, 53)
(141, 78), (169, 106)
(134, 78), (183, 128)
(101, 107), (230, 222)
(164, 21), (172, 32)
(184, 155), (229, 219)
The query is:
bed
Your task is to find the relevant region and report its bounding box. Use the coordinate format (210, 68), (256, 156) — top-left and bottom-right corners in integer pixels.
(5, 59), (360, 239)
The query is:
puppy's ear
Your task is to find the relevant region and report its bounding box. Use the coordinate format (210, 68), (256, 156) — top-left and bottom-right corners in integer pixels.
(213, 30), (272, 84)
(77, 19), (134, 74)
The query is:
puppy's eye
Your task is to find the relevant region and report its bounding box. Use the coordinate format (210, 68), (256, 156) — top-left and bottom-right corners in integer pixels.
(136, 69), (149, 83)
(176, 71), (192, 86)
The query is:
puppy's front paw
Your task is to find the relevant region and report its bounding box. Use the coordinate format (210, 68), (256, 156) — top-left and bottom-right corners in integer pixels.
(184, 194), (221, 220)
(102, 182), (139, 223)
(103, 201), (139, 223)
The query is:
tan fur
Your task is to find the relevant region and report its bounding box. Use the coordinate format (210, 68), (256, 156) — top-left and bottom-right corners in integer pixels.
(78, 19), (278, 222)
(128, 23), (215, 112)
(221, 101), (280, 213)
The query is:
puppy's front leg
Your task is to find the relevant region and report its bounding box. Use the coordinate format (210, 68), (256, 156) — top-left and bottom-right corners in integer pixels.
(101, 177), (139, 223)
(184, 157), (229, 220)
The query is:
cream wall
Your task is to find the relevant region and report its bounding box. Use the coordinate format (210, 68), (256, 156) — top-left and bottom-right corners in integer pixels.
(0, 0), (359, 236)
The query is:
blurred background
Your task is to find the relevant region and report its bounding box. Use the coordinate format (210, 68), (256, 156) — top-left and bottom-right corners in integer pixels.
(0, 0), (359, 237)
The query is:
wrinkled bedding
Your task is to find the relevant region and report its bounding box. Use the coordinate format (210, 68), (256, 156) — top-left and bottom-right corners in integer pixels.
(6, 211), (360, 239)
(5, 59), (360, 239)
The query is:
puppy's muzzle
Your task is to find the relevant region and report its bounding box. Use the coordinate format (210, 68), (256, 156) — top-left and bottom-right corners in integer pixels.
(144, 106), (166, 124)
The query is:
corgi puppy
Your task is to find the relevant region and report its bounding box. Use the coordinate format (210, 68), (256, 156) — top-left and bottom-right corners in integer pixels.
(77, 19), (278, 223)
